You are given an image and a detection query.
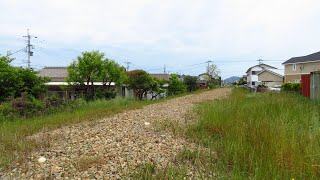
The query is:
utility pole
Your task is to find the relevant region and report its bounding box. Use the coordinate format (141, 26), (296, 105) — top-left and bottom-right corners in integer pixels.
(205, 60), (212, 71)
(163, 64), (166, 74)
(124, 61), (131, 71)
(23, 29), (37, 68)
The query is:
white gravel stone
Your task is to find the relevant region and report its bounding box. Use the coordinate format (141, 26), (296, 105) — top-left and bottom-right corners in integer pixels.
(37, 157), (46, 163)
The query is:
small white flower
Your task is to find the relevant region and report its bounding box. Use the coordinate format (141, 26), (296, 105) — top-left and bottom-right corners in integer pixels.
(144, 122), (150, 126)
(38, 157), (46, 163)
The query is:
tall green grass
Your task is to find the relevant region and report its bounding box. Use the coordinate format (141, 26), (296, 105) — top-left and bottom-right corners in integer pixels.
(188, 88), (320, 178)
(0, 98), (151, 169)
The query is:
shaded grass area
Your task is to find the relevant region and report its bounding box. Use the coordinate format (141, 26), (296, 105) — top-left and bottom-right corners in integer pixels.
(0, 98), (151, 169)
(187, 88), (320, 178)
(134, 88), (320, 179)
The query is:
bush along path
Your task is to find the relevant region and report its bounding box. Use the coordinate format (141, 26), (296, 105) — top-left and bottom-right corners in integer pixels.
(1, 88), (231, 179)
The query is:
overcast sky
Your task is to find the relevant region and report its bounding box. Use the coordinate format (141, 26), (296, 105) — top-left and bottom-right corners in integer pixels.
(1, 0), (320, 78)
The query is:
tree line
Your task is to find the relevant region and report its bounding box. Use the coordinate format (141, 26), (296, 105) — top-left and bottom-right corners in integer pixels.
(0, 50), (220, 119)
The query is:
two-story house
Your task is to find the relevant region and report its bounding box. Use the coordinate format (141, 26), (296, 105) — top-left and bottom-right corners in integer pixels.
(246, 63), (277, 88)
(282, 51), (320, 83)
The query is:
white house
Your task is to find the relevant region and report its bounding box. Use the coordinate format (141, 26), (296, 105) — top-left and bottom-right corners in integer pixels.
(245, 63), (277, 88)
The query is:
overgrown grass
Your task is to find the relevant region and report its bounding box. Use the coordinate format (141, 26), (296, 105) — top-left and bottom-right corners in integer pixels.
(187, 88), (320, 178)
(134, 88), (320, 179)
(0, 98), (151, 169)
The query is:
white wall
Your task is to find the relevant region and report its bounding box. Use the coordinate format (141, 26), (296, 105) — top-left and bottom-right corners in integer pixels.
(247, 66), (263, 88)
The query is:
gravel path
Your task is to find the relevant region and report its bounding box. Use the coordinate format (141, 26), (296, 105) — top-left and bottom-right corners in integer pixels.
(2, 88), (231, 179)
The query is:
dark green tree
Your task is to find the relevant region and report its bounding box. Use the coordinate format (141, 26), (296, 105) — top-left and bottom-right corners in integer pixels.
(183, 75), (198, 92)
(126, 70), (153, 100)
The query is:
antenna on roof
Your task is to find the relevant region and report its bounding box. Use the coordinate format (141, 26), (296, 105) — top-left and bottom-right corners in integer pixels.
(257, 59), (263, 64)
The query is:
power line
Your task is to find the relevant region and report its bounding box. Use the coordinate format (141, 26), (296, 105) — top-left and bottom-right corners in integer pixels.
(5, 49), (25, 57)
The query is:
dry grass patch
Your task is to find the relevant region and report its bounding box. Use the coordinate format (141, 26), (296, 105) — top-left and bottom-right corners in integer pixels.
(73, 156), (104, 172)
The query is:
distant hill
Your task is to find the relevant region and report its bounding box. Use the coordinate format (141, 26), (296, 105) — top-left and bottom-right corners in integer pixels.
(224, 76), (241, 84)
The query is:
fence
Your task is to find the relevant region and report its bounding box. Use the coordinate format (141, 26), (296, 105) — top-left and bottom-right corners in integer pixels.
(311, 72), (320, 100)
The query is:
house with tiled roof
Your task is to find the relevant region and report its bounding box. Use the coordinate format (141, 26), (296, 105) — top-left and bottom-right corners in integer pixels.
(282, 51), (320, 83)
(38, 67), (170, 100)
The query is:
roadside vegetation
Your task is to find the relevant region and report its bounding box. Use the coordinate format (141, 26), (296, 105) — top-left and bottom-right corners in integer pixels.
(0, 98), (151, 169)
(136, 88), (320, 179)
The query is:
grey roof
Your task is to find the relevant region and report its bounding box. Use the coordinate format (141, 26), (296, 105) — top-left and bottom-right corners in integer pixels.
(38, 67), (68, 79)
(258, 69), (284, 77)
(245, 63), (277, 73)
(283, 51), (320, 64)
(38, 67), (171, 81)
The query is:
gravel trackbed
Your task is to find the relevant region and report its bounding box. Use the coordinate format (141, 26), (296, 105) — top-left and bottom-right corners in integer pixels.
(2, 88), (231, 179)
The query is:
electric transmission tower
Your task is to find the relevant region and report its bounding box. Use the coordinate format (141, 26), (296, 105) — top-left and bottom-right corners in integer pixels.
(23, 29), (37, 68)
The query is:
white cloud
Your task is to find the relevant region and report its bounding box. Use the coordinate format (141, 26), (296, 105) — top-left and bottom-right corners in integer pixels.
(1, 0), (320, 77)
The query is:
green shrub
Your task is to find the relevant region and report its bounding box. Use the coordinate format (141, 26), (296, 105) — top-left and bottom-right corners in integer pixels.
(0, 102), (16, 120)
(4, 93), (44, 118)
(281, 83), (301, 93)
(43, 94), (64, 109)
(208, 84), (214, 89)
(95, 90), (117, 100)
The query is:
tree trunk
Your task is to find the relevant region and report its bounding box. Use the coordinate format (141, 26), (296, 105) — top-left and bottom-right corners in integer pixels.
(91, 81), (94, 97)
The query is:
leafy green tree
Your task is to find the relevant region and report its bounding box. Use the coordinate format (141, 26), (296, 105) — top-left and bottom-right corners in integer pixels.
(149, 77), (166, 100)
(0, 56), (19, 101)
(16, 68), (49, 98)
(168, 74), (187, 95)
(67, 51), (104, 99)
(0, 55), (48, 102)
(183, 75), (198, 92)
(100, 58), (127, 91)
(126, 70), (153, 100)
(234, 77), (246, 86)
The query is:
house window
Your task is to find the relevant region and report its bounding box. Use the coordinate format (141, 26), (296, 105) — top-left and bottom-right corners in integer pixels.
(252, 71), (256, 75)
(293, 64), (296, 71)
(252, 81), (255, 85)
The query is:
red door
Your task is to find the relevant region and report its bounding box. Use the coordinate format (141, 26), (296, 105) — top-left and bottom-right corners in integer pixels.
(301, 74), (310, 97)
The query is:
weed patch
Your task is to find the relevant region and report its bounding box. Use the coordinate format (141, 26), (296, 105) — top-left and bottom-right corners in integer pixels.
(187, 88), (320, 178)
